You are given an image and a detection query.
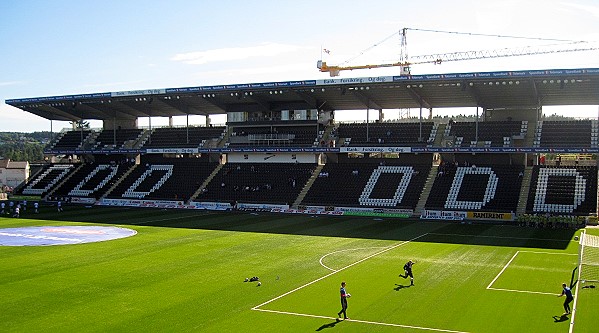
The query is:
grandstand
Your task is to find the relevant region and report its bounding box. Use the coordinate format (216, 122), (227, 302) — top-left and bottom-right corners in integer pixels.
(6, 67), (599, 222)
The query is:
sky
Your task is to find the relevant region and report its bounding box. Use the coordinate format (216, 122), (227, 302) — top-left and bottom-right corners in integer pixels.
(1, 0), (599, 132)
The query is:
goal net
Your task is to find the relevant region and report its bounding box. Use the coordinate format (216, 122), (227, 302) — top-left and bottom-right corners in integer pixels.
(579, 231), (599, 283)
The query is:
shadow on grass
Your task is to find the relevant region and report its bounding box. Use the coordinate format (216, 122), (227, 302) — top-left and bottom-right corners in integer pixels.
(553, 314), (568, 322)
(316, 320), (341, 331)
(394, 283), (412, 291)
(14, 205), (577, 249)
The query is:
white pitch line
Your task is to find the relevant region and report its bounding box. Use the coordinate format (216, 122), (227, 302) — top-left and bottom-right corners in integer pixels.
(518, 250), (577, 256)
(252, 233), (428, 310)
(487, 287), (560, 296)
(487, 250), (577, 296)
(254, 308), (471, 333)
(319, 247), (388, 272)
(428, 232), (571, 242)
(569, 230), (586, 333)
(487, 251), (520, 290)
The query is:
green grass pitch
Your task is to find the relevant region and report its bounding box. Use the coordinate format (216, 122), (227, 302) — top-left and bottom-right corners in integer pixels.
(1, 206), (597, 332)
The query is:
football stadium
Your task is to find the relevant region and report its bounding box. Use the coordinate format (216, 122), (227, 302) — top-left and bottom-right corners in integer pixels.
(3, 55), (599, 331)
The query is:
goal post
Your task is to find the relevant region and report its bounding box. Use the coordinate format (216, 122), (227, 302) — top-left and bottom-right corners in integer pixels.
(578, 230), (599, 284)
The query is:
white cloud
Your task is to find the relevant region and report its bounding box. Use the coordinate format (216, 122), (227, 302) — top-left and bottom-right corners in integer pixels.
(0, 80), (24, 87)
(184, 62), (317, 85)
(171, 42), (311, 65)
(82, 80), (146, 89)
(561, 1), (599, 18)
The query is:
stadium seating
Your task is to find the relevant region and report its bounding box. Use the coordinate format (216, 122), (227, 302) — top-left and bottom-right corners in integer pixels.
(425, 164), (524, 213)
(92, 129), (143, 150)
(199, 163), (316, 205)
(301, 161), (430, 210)
(141, 126), (226, 148)
(526, 165), (598, 215)
(20, 164), (76, 196)
(49, 130), (93, 150)
(336, 122), (435, 146)
(533, 120), (593, 148)
(445, 121), (527, 147)
(228, 123), (322, 147)
(105, 155), (217, 201)
(50, 161), (133, 199)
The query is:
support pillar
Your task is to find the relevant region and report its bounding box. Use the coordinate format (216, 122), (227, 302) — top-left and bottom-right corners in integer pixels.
(419, 106), (423, 142)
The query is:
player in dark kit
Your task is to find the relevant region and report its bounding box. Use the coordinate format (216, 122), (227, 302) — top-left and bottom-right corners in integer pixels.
(337, 281), (350, 320)
(558, 283), (574, 315)
(399, 260), (415, 285)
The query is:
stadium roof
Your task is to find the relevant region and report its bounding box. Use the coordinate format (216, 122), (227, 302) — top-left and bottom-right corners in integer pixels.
(6, 67), (599, 122)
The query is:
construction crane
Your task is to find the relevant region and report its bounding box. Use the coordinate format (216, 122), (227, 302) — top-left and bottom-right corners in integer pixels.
(317, 28), (599, 77)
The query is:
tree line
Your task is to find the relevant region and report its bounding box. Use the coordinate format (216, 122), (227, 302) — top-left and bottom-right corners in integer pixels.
(0, 132), (51, 162)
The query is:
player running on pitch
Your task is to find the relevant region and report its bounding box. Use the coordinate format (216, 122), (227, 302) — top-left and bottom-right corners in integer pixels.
(399, 260), (416, 286)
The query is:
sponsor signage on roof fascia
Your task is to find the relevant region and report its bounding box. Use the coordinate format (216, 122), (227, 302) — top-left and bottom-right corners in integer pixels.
(110, 89), (165, 97)
(43, 146), (599, 155)
(510, 71), (528, 77)
(6, 93), (111, 104)
(317, 76), (392, 85)
(146, 148), (199, 154)
(9, 68), (599, 104)
(339, 146), (411, 153)
(392, 68), (599, 82)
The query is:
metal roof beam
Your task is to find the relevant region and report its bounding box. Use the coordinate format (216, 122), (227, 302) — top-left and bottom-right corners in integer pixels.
(405, 87), (432, 109)
(75, 103), (120, 120)
(159, 98), (208, 116)
(244, 94), (271, 112)
(462, 82), (484, 107)
(112, 101), (155, 118)
(291, 90), (319, 109)
(351, 90), (382, 110)
(530, 79), (541, 105)
(199, 96), (229, 112)
(37, 105), (80, 121)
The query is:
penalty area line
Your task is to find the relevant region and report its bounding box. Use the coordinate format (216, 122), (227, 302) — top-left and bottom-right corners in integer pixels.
(487, 250), (574, 296)
(254, 308), (471, 333)
(252, 233), (429, 310)
(487, 287), (559, 296)
(517, 250), (577, 256)
(487, 251), (519, 290)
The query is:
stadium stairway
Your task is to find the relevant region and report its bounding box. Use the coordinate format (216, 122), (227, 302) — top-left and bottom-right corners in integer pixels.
(292, 164), (324, 208)
(188, 163), (224, 202)
(81, 131), (98, 150)
(320, 123), (336, 144)
(44, 164), (84, 200)
(13, 165), (47, 194)
(83, 131), (101, 149)
(524, 120), (536, 147)
(121, 131), (145, 149)
(413, 166), (439, 217)
(433, 123), (446, 146)
(100, 164), (138, 200)
(46, 131), (66, 151)
(215, 127), (233, 148)
(516, 166), (534, 215)
(133, 129), (153, 149)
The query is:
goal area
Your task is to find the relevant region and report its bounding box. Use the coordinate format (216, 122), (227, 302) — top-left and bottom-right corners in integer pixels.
(578, 231), (599, 283)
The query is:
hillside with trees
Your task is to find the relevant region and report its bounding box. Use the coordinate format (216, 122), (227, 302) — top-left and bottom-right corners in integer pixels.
(0, 132), (50, 162)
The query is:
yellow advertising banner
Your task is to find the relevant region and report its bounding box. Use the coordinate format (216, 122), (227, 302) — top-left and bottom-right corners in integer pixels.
(467, 211), (514, 221)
